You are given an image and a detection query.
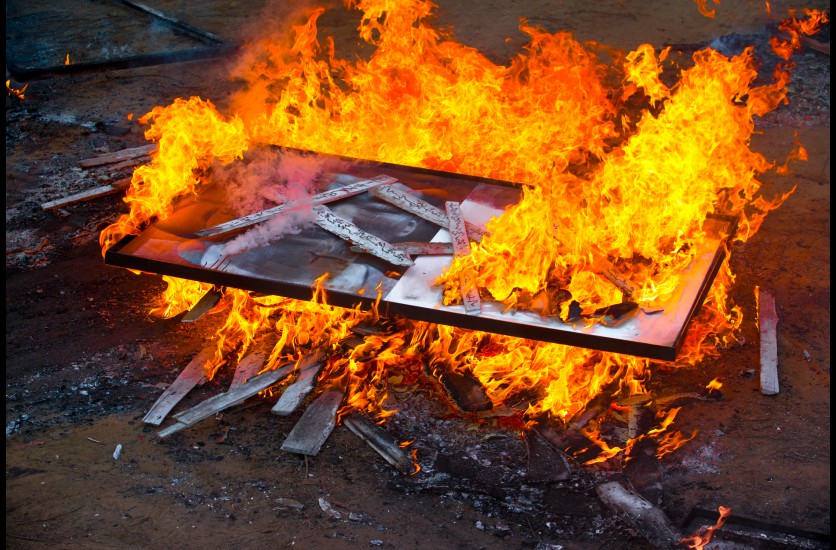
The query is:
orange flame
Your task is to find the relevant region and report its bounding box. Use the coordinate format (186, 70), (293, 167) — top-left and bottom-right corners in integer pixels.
(64, 53), (71, 65)
(680, 505), (732, 549)
(6, 80), (28, 100)
(99, 0), (812, 456)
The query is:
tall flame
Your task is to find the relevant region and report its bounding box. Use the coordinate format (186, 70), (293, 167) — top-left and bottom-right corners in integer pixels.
(100, 0), (820, 462)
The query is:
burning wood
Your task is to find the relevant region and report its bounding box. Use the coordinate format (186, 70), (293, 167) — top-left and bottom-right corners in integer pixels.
(180, 287), (223, 322)
(271, 353), (326, 416)
(196, 175), (397, 237)
(370, 183), (487, 242)
(756, 287), (780, 395)
(350, 241), (454, 256)
(446, 201), (481, 316)
(312, 205), (414, 266)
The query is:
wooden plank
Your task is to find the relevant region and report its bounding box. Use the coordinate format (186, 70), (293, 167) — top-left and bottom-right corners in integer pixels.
(271, 353), (325, 416)
(313, 205), (414, 266)
(596, 481), (682, 549)
(343, 412), (414, 474)
(758, 288), (780, 395)
(180, 288), (223, 323)
(446, 201), (481, 315)
(195, 175), (396, 237)
(159, 359), (299, 438)
(41, 178), (131, 210)
(351, 241), (454, 256)
(117, 0), (225, 45)
(142, 342), (214, 425)
(370, 183), (486, 242)
(79, 144), (157, 168)
(280, 386), (346, 456)
(228, 351), (267, 390)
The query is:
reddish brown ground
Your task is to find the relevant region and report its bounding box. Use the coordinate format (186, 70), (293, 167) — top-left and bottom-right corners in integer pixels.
(6, 1), (829, 549)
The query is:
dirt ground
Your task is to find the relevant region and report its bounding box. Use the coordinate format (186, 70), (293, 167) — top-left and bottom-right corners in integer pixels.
(5, 1), (830, 549)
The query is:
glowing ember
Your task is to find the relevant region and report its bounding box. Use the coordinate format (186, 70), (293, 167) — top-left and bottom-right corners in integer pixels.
(6, 79), (28, 100)
(100, 0), (823, 463)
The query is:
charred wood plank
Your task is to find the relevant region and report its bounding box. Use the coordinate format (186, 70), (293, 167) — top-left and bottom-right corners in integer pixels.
(597, 481), (682, 549)
(142, 342), (214, 425)
(228, 351), (266, 390)
(280, 386), (346, 456)
(351, 241), (454, 256)
(180, 287), (223, 323)
(370, 183), (486, 242)
(446, 201), (481, 315)
(271, 353), (326, 416)
(158, 356), (303, 437)
(343, 412), (415, 474)
(524, 428), (571, 483)
(757, 288), (779, 395)
(78, 144), (157, 168)
(195, 175), (396, 237)
(41, 178), (132, 210)
(313, 205), (413, 266)
(439, 368), (492, 412)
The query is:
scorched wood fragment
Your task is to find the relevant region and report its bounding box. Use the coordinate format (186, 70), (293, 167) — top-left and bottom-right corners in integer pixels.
(78, 144), (157, 168)
(343, 412), (415, 474)
(180, 287), (223, 323)
(596, 481), (682, 549)
(195, 175), (397, 237)
(370, 182), (487, 242)
(142, 342), (213, 425)
(228, 351), (267, 390)
(757, 287), (780, 395)
(41, 178), (132, 210)
(439, 368), (492, 412)
(446, 201), (481, 315)
(157, 356), (301, 438)
(271, 353), (326, 416)
(312, 205), (414, 266)
(280, 386), (346, 456)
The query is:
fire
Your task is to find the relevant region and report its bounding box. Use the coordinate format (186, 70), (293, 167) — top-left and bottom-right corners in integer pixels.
(65, 53), (71, 65)
(100, 0), (821, 463)
(680, 505), (732, 549)
(6, 79), (28, 100)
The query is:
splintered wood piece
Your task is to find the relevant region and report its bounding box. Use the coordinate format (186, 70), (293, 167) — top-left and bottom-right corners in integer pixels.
(159, 359), (298, 437)
(79, 144), (157, 168)
(280, 386), (346, 456)
(351, 241), (454, 256)
(370, 183), (486, 242)
(757, 288), (779, 395)
(41, 178), (132, 210)
(313, 205), (413, 266)
(599, 270), (636, 299)
(180, 288), (223, 323)
(343, 412), (415, 474)
(195, 175), (397, 237)
(446, 201), (481, 315)
(142, 342), (213, 425)
(228, 351), (267, 390)
(271, 353), (326, 416)
(440, 368), (492, 412)
(596, 481), (682, 549)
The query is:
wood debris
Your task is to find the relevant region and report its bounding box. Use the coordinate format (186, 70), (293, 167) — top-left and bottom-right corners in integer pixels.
(757, 287), (779, 395)
(78, 144), (156, 168)
(180, 287), (223, 323)
(142, 342), (213, 425)
(280, 385), (346, 456)
(196, 175), (397, 237)
(446, 201), (481, 315)
(596, 480), (682, 549)
(313, 205), (413, 266)
(351, 241), (454, 256)
(228, 351), (267, 390)
(271, 353), (326, 416)
(41, 178), (131, 210)
(343, 412), (415, 474)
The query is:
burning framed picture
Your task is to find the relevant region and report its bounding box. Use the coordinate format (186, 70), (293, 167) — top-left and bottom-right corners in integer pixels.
(105, 147), (735, 361)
